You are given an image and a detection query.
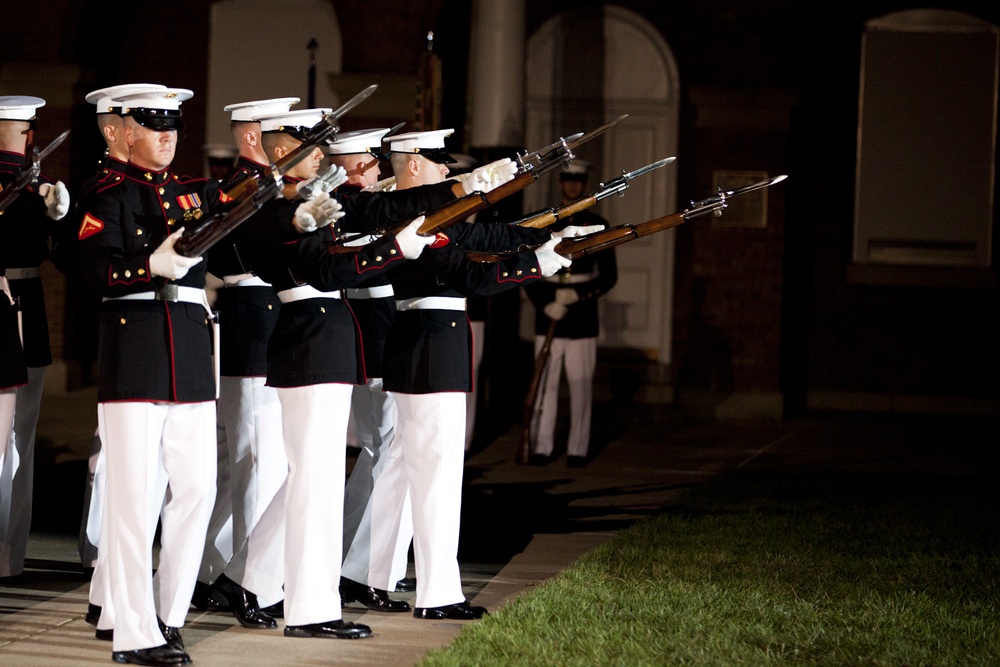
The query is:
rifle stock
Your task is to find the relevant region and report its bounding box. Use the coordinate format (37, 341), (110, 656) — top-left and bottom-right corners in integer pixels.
(517, 194), (599, 229)
(518, 318), (557, 464)
(174, 175), (277, 257)
(554, 211), (685, 259)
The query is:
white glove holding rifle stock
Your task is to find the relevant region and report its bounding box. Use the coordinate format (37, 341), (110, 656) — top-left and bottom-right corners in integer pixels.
(149, 227), (202, 280)
(460, 158), (518, 195)
(533, 237), (571, 278)
(292, 191), (344, 233)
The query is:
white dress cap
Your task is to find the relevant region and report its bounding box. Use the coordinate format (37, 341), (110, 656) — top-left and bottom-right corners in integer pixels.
(85, 84), (167, 114)
(224, 97), (300, 122)
(0, 95), (46, 121)
(255, 107), (332, 140)
(114, 88), (193, 130)
(328, 128), (391, 155)
(560, 159), (592, 178)
(385, 128), (456, 163)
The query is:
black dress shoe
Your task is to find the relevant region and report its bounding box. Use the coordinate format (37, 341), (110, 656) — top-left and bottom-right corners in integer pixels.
(191, 579), (230, 612)
(414, 600), (488, 620)
(394, 577), (416, 592)
(528, 453), (550, 466)
(260, 600), (284, 618)
(211, 573), (278, 629)
(284, 619), (372, 639)
(340, 578), (411, 612)
(566, 455), (587, 468)
(157, 618), (184, 651)
(86, 603), (101, 626)
(111, 645), (191, 666)
(95, 628), (113, 641)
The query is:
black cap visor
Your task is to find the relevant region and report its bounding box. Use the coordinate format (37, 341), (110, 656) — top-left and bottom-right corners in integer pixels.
(412, 147), (456, 164)
(125, 107), (184, 131)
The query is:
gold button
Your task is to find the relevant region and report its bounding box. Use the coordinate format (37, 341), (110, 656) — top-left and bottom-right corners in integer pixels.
(390, 249), (397, 255)
(375, 256), (382, 262)
(320, 306), (326, 313)
(120, 318), (126, 325)
(144, 172), (152, 181)
(158, 187), (165, 195)
(502, 272), (509, 277)
(361, 260), (367, 267)
(112, 272), (118, 279)
(531, 267), (537, 273)
(115, 176), (121, 181)
(451, 321), (456, 327)
(516, 270), (522, 276)
(124, 270), (131, 278)
(138, 269), (145, 276)
(163, 202), (170, 209)
(267, 304), (273, 310)
(168, 219), (176, 226)
(136, 229), (143, 235)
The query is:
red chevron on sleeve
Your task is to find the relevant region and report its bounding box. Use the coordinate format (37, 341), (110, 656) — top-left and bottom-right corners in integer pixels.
(78, 213), (104, 240)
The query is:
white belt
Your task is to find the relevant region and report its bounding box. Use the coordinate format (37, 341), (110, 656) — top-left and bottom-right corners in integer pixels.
(277, 285), (342, 303)
(395, 296), (467, 312)
(545, 271), (598, 285)
(346, 285), (395, 299)
(103, 285), (207, 305)
(5, 266), (40, 280)
(223, 274), (271, 288)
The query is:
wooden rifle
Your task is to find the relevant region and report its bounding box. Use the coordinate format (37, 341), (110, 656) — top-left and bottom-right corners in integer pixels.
(515, 156), (675, 229)
(517, 318), (557, 464)
(324, 115), (630, 254)
(0, 130), (70, 215)
(466, 174), (788, 264)
(552, 174), (788, 259)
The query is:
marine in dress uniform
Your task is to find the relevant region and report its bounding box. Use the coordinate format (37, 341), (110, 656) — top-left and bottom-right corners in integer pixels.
(0, 95), (70, 579)
(344, 129), (570, 620)
(329, 128), (416, 612)
(0, 256), (27, 507)
(192, 97), (298, 626)
(77, 87), (227, 666)
(227, 106), (441, 640)
(74, 83), (175, 638)
(525, 161), (617, 467)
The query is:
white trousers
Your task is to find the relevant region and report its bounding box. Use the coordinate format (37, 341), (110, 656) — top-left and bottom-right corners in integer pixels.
(0, 365), (45, 577)
(78, 428), (102, 567)
(531, 336), (596, 458)
(368, 391), (466, 609)
(342, 378), (413, 588)
(272, 383), (351, 626)
(465, 320), (485, 450)
(197, 405), (233, 583)
(99, 401), (216, 651)
(201, 376), (285, 584)
(0, 388), (15, 489)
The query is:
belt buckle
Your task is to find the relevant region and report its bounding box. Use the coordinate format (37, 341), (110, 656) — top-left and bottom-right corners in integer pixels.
(157, 284), (179, 302)
(559, 273), (572, 284)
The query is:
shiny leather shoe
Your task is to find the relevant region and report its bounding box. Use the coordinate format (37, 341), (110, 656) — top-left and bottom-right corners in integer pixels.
(284, 619), (372, 639)
(566, 455), (587, 468)
(191, 579), (230, 612)
(413, 600), (488, 620)
(340, 578), (411, 612)
(111, 645), (191, 666)
(394, 577), (416, 592)
(528, 453), (550, 466)
(86, 603), (101, 626)
(212, 573), (278, 629)
(157, 618), (184, 651)
(95, 628), (113, 641)
(260, 600), (284, 618)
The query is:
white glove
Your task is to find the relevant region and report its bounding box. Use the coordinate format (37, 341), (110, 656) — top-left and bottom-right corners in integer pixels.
(552, 224), (604, 238)
(292, 191), (344, 233)
(555, 287), (580, 306)
(533, 237), (571, 277)
(461, 158), (517, 195)
(543, 301), (568, 321)
(394, 216), (437, 259)
(149, 227), (202, 280)
(295, 165), (348, 200)
(39, 181), (70, 220)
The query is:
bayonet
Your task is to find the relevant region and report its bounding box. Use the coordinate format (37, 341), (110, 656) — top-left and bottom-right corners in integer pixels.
(0, 130), (71, 214)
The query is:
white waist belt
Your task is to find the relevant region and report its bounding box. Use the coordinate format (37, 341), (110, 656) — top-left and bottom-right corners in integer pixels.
(545, 271), (598, 285)
(346, 285), (395, 299)
(223, 274), (271, 288)
(5, 266), (40, 280)
(395, 296), (467, 312)
(277, 285), (342, 303)
(103, 286), (207, 305)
